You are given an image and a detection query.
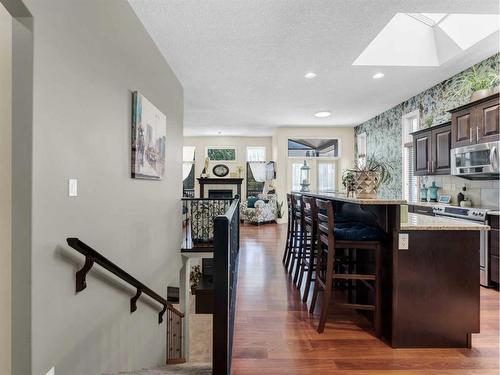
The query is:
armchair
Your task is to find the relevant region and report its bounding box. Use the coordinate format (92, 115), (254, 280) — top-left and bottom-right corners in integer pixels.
(240, 193), (277, 224)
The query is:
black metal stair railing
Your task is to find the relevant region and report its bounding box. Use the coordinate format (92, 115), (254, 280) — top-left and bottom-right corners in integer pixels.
(66, 238), (185, 364)
(182, 197), (233, 250)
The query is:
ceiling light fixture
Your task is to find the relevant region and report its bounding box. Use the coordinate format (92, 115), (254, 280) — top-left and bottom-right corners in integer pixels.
(373, 73), (385, 79)
(304, 72), (317, 79)
(314, 111), (331, 118)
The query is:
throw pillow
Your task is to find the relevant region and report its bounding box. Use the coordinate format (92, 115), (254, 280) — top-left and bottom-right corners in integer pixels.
(247, 196), (259, 208)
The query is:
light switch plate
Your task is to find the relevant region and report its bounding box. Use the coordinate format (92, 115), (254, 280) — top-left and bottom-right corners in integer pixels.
(45, 367), (55, 375)
(69, 179), (78, 197)
(399, 233), (409, 250)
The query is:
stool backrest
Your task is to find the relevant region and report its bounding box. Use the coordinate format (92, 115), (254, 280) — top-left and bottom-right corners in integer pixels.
(286, 193), (293, 214)
(301, 195), (317, 231)
(291, 194), (301, 216)
(315, 198), (335, 246)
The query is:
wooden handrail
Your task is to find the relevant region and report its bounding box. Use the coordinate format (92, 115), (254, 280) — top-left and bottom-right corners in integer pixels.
(213, 197), (240, 375)
(66, 238), (184, 323)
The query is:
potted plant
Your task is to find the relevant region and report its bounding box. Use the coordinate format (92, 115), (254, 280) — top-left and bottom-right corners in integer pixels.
(350, 156), (392, 199)
(450, 66), (499, 102)
(276, 200), (283, 219)
(424, 115), (434, 128)
(342, 170), (356, 197)
(190, 265), (202, 294)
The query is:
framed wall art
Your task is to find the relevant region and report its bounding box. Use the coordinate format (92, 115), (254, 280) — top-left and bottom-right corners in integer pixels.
(131, 91), (166, 180)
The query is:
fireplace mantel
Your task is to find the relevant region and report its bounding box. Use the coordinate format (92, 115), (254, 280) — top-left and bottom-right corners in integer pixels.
(197, 177), (243, 198)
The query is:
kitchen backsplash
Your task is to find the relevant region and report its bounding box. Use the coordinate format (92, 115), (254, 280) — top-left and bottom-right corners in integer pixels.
(354, 53), (499, 202)
(420, 175), (499, 209)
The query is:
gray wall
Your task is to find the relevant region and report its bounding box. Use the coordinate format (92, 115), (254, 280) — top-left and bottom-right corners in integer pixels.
(0, 4), (12, 375)
(19, 1), (183, 374)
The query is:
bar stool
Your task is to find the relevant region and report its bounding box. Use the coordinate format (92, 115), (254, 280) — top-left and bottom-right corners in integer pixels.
(282, 194), (294, 267)
(287, 194), (302, 277)
(310, 198), (384, 336)
(298, 195), (318, 303)
(293, 194), (311, 286)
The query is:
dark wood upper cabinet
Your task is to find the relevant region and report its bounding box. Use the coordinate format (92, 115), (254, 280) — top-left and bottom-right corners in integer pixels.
(413, 122), (451, 176)
(477, 98), (500, 143)
(414, 131), (431, 175)
(452, 110), (474, 147)
(450, 92), (499, 148)
(431, 125), (451, 174)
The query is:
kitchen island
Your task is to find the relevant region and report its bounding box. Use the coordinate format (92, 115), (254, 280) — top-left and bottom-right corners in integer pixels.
(296, 191), (489, 348)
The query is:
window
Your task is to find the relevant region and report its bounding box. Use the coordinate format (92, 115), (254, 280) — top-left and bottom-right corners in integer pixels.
(291, 162), (303, 192)
(183, 146), (195, 197)
(206, 146), (236, 161)
(317, 162), (336, 192)
(246, 147), (266, 162)
(357, 132), (367, 168)
(288, 138), (339, 158)
(402, 111), (419, 202)
(246, 163), (265, 197)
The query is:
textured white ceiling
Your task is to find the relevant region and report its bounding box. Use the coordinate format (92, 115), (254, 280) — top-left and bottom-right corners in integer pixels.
(129, 0), (499, 136)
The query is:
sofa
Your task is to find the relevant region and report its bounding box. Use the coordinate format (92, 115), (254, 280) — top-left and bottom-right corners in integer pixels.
(240, 193), (277, 224)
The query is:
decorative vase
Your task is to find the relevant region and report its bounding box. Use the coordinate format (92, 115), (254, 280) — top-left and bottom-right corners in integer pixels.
(428, 181), (439, 202)
(353, 170), (379, 199)
(420, 185), (428, 202)
(470, 88), (493, 102)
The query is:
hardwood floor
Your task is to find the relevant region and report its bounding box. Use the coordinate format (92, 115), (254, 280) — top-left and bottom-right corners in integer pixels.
(232, 223), (500, 375)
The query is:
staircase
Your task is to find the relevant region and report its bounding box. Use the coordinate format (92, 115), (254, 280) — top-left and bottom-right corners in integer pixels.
(109, 363), (211, 374)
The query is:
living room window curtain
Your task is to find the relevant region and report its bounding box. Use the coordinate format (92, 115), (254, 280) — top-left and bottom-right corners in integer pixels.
(183, 146), (196, 181)
(248, 161), (267, 182)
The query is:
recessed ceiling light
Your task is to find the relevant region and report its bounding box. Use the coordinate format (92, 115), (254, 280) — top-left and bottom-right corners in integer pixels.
(217, 131), (222, 135)
(314, 111), (331, 118)
(373, 73), (385, 79)
(304, 72), (317, 79)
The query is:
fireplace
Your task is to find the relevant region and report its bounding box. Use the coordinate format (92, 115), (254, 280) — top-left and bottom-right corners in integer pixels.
(208, 189), (233, 199)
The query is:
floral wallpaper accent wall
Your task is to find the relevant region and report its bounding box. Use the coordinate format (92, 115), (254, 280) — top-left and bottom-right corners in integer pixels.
(354, 54), (499, 198)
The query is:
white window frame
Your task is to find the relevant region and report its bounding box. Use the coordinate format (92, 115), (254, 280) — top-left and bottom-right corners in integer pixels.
(182, 146), (196, 183)
(290, 162), (303, 192)
(246, 146), (266, 162)
(205, 145), (237, 162)
(402, 110), (420, 202)
(317, 161), (337, 193)
(287, 137), (342, 160)
(357, 132), (367, 168)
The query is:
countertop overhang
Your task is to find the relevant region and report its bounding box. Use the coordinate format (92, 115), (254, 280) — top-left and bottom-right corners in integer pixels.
(401, 213), (490, 231)
(294, 191), (406, 205)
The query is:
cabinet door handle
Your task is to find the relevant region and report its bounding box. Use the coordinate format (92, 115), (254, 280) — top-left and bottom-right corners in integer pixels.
(491, 146), (498, 170)
(477, 126), (479, 141)
(470, 128), (473, 142)
(432, 160), (436, 173)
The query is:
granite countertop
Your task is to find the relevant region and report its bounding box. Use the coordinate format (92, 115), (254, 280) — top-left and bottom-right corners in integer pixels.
(401, 213), (490, 231)
(294, 191), (406, 205)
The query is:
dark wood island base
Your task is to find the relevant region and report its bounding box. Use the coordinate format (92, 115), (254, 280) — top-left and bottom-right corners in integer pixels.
(296, 191), (489, 349)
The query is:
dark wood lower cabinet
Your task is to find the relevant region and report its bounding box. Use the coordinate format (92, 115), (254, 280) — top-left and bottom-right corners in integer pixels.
(491, 255), (499, 284)
(488, 215), (499, 286)
(393, 231), (480, 347)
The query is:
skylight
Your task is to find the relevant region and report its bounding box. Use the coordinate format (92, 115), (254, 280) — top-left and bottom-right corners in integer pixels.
(353, 13), (500, 67)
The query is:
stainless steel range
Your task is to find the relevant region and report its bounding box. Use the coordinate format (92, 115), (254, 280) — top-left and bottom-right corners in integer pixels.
(432, 205), (490, 287)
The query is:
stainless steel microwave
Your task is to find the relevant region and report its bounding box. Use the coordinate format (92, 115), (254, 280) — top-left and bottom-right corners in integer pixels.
(451, 141), (499, 180)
